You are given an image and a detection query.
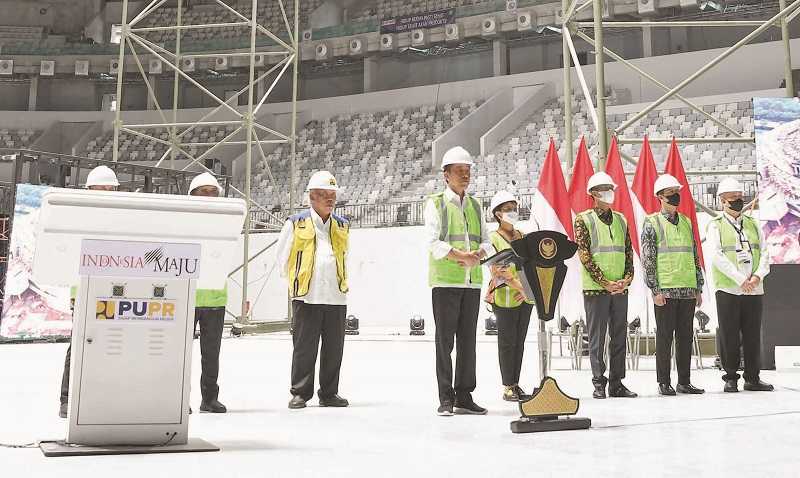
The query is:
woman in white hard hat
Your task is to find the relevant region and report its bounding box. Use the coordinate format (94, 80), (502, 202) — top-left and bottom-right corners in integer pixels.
(276, 170), (351, 410)
(486, 190), (534, 401)
(59, 165), (120, 418)
(574, 172), (637, 400)
(640, 174), (705, 396)
(188, 171), (228, 413)
(707, 178), (773, 393)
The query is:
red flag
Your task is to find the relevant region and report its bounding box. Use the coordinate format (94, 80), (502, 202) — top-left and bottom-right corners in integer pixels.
(567, 137), (595, 214)
(605, 136), (640, 254)
(631, 135), (660, 215)
(664, 138), (705, 268)
(533, 138), (573, 239)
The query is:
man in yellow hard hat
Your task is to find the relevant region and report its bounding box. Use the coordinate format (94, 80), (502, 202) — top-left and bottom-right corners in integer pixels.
(59, 165), (119, 418)
(276, 170), (350, 410)
(707, 178), (773, 393)
(424, 146), (493, 417)
(641, 174), (705, 396)
(188, 172), (229, 413)
(575, 172), (637, 400)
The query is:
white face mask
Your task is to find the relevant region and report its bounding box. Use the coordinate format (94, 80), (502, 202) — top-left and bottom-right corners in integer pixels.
(501, 211), (519, 225)
(597, 190), (615, 204)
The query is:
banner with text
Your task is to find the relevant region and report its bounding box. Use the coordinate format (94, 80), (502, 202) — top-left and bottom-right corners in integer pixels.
(380, 8), (455, 34)
(79, 239), (201, 279)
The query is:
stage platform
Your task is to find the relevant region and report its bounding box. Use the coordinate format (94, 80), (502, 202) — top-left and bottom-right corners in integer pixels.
(2, 330), (799, 477)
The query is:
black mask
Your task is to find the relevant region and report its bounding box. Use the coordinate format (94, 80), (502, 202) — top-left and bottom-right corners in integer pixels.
(665, 193), (681, 207)
(726, 198), (744, 212)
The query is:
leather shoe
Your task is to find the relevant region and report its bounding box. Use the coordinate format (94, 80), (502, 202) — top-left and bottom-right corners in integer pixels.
(609, 383), (638, 398)
(437, 401), (454, 416)
(724, 379), (739, 393)
(744, 380), (774, 392)
(676, 383), (705, 394)
(319, 394), (349, 407)
(200, 399), (227, 413)
(59, 403), (67, 419)
(592, 382), (607, 399)
(658, 383), (676, 396)
(288, 395), (307, 409)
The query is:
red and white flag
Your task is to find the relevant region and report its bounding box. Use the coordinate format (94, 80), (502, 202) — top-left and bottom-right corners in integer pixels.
(567, 137), (595, 215)
(664, 138), (705, 268)
(631, 135), (661, 234)
(605, 136), (640, 254)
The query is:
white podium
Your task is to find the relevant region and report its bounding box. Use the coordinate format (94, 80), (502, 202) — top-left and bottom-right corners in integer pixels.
(32, 189), (245, 452)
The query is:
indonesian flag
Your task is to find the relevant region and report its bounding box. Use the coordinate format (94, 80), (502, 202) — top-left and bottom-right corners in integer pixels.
(664, 138), (705, 268)
(567, 137), (595, 215)
(605, 136), (640, 254)
(532, 138), (581, 322)
(631, 135), (661, 229)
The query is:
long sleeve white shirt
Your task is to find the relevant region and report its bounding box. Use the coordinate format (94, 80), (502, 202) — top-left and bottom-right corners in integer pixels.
(706, 211), (770, 296)
(275, 207), (348, 305)
(423, 186), (494, 289)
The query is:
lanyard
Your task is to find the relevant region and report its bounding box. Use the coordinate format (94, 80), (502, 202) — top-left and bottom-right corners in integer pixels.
(724, 216), (750, 252)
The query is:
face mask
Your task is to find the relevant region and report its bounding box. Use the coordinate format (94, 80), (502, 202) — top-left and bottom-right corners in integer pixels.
(501, 212), (519, 225)
(597, 190), (615, 204)
(726, 198), (744, 212)
(666, 193), (681, 207)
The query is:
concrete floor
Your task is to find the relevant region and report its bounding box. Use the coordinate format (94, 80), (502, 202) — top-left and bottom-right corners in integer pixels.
(2, 331), (800, 477)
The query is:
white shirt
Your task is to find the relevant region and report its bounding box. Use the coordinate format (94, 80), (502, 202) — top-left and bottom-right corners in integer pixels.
(423, 186), (494, 289)
(707, 211), (770, 296)
(276, 207), (348, 305)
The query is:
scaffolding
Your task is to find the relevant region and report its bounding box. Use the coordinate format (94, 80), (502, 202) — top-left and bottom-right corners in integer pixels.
(112, 0), (300, 328)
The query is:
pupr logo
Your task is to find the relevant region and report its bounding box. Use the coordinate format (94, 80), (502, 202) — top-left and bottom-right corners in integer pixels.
(96, 299), (176, 321)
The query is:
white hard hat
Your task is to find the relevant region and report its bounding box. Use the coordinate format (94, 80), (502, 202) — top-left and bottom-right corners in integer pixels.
(653, 174), (682, 196)
(716, 177), (743, 197)
(586, 172), (617, 193)
(306, 170), (340, 191)
(188, 172), (222, 195)
(490, 190), (517, 214)
(441, 146), (474, 170)
(85, 165), (119, 188)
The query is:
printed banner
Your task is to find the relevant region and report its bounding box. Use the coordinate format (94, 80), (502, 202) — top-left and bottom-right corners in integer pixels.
(1, 184), (72, 339)
(79, 239), (201, 279)
(754, 97), (800, 264)
(380, 8), (455, 34)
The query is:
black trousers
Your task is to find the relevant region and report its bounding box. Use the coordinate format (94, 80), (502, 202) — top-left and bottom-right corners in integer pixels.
(655, 298), (696, 386)
(194, 307), (225, 402)
(716, 291), (763, 382)
(60, 344), (71, 405)
(290, 301), (346, 400)
(432, 287), (480, 403)
(584, 294), (628, 386)
(493, 302), (533, 387)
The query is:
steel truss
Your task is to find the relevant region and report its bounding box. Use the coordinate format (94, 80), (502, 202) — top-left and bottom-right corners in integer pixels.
(559, 0), (797, 183)
(113, 0), (300, 326)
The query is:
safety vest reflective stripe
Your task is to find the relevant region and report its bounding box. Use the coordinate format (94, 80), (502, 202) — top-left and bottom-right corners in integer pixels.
(580, 210), (627, 291)
(585, 211), (627, 253)
(711, 215), (761, 289)
(648, 213), (698, 289)
(287, 211), (349, 298)
(196, 286), (228, 308)
(489, 231), (532, 307)
(428, 193), (484, 286)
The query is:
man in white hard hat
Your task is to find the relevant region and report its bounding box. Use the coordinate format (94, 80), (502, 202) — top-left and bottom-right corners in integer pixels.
(59, 165), (120, 417)
(276, 170), (350, 410)
(424, 146), (493, 416)
(188, 172), (228, 413)
(641, 174), (705, 396)
(707, 178), (773, 393)
(574, 172), (637, 400)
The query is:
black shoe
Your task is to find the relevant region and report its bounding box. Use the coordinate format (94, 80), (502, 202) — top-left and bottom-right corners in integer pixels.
(659, 383), (677, 396)
(593, 382), (607, 399)
(189, 407), (193, 415)
(319, 394), (349, 407)
(744, 380), (774, 392)
(437, 401), (454, 416)
(454, 397), (488, 415)
(503, 386), (519, 402)
(676, 383), (705, 395)
(200, 399), (227, 413)
(59, 403), (67, 419)
(724, 379), (739, 393)
(609, 383), (638, 398)
(288, 395), (307, 409)
(513, 385), (528, 400)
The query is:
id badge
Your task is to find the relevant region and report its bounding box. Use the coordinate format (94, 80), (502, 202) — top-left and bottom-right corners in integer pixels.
(736, 249), (751, 265)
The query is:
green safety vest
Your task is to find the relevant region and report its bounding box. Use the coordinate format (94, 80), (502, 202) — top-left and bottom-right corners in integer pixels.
(711, 215), (761, 289)
(646, 212), (698, 289)
(489, 231), (533, 308)
(428, 192), (484, 286)
(196, 285), (228, 308)
(578, 209), (627, 291)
